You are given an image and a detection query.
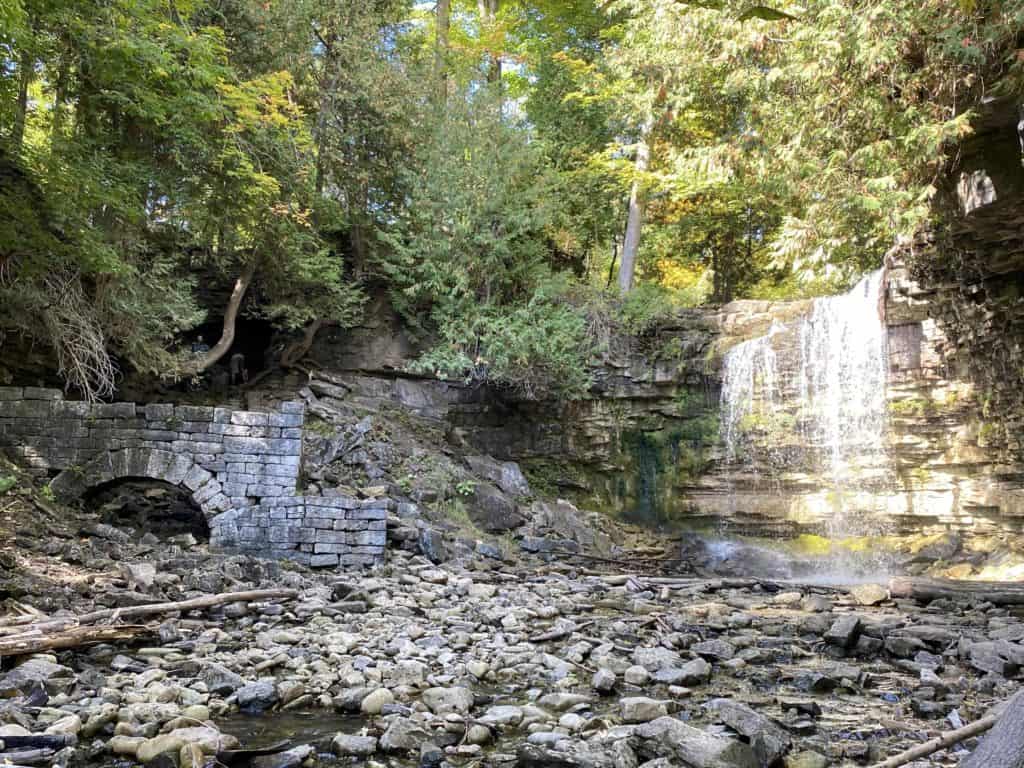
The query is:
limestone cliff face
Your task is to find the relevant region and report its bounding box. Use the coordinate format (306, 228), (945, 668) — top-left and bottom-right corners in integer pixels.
(308, 103), (1024, 538)
(436, 263), (1023, 538)
(308, 277), (1024, 538)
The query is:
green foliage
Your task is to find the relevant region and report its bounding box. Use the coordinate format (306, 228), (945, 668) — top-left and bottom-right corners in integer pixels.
(0, 0), (374, 398)
(380, 94), (592, 399)
(2, 0), (1022, 400)
(0, 475), (16, 495)
(618, 283), (680, 334)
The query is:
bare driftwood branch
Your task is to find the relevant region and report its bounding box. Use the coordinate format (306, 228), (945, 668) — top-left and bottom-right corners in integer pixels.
(0, 588), (299, 638)
(961, 691), (1024, 768)
(0, 624), (153, 658)
(871, 691), (1024, 768)
(869, 715), (997, 768)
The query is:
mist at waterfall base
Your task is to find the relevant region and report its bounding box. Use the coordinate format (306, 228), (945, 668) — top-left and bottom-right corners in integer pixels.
(697, 270), (895, 583)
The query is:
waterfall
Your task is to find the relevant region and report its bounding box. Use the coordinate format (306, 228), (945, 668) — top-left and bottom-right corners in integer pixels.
(719, 270), (889, 520)
(719, 320), (785, 467)
(799, 270), (888, 483)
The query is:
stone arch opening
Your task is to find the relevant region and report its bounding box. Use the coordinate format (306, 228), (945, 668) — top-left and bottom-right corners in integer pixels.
(86, 478), (211, 540)
(49, 447), (228, 524)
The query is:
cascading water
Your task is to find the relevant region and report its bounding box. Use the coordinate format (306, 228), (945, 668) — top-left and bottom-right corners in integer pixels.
(798, 270), (888, 487)
(717, 270), (890, 572)
(719, 321), (785, 469)
(720, 270), (888, 489)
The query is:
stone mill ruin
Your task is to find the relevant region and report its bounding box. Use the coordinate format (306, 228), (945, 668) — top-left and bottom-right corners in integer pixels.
(0, 388), (386, 567)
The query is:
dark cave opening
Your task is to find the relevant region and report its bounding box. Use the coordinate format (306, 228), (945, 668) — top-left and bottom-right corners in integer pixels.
(86, 478), (210, 540)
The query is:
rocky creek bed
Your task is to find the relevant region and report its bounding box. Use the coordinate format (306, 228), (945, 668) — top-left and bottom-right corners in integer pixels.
(1, 533), (1023, 768)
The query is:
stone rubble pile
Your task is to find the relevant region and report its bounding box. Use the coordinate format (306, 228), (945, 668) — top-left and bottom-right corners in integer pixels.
(1, 541), (1020, 768)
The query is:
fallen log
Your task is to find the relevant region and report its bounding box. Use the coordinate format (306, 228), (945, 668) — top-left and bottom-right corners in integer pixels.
(528, 621), (593, 643)
(3, 588), (300, 636)
(888, 577), (1024, 606)
(543, 549), (682, 569)
(0, 748), (55, 765)
(0, 625), (153, 658)
(601, 575), (851, 594)
(0, 735), (77, 750)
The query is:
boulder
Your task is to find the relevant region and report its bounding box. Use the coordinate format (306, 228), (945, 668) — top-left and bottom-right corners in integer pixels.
(361, 687), (395, 715)
(331, 734), (379, 757)
(823, 615), (861, 649)
(517, 740), (639, 768)
(417, 527), (447, 563)
(849, 583), (888, 606)
(109, 735), (145, 757)
(465, 455), (532, 497)
(421, 686), (474, 715)
(692, 639), (736, 661)
(635, 716), (758, 768)
(0, 657), (73, 696)
(136, 727), (227, 764)
(622, 697), (670, 723)
(252, 745), (314, 768)
(592, 668), (617, 694)
(120, 561), (157, 592)
(708, 699), (791, 767)
(672, 658), (712, 686)
(633, 646), (684, 672)
(201, 663), (245, 696)
(478, 705), (525, 727)
(379, 716), (431, 753)
(44, 714), (82, 736)
(469, 483), (526, 532)
(235, 680), (279, 712)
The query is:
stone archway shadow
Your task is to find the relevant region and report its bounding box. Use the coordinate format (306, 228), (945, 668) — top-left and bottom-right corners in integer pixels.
(49, 447), (229, 521)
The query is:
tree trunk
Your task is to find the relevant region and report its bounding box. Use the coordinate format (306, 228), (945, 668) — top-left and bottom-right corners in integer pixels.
(10, 46), (34, 154)
(183, 261), (256, 375)
(606, 241), (619, 289)
(0, 625), (152, 658)
(49, 51), (69, 148)
(478, 0), (501, 85)
(436, 0), (451, 103)
(313, 36), (337, 203)
(0, 588), (299, 637)
(280, 318), (329, 368)
(618, 132), (650, 295)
